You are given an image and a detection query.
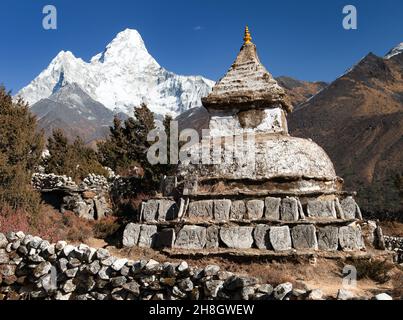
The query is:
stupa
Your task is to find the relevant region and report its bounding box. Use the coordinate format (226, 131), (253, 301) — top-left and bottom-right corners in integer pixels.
(123, 27), (375, 253)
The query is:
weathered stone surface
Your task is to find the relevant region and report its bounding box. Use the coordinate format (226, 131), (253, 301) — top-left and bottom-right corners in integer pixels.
(335, 198), (345, 219)
(308, 289), (324, 300)
(155, 229), (176, 248)
(206, 226), (219, 249)
(230, 200), (246, 220)
(339, 225), (360, 251)
(122, 223), (141, 247)
(337, 289), (355, 300)
(214, 200), (231, 221)
(138, 225), (158, 248)
(253, 225), (270, 250)
(291, 225), (318, 250)
(317, 227), (339, 251)
(374, 293), (393, 300)
(273, 282), (293, 300)
(174, 226), (207, 249)
(307, 200), (336, 219)
(188, 200), (213, 219)
(33, 262), (52, 278)
(264, 197), (281, 220)
(123, 281), (140, 296)
(269, 226), (292, 251)
(0, 233), (8, 249)
(142, 200), (159, 222)
(158, 200), (178, 221)
(204, 280), (224, 298)
(0, 249), (9, 264)
(281, 198), (299, 221)
(111, 258), (128, 272)
(246, 200), (264, 220)
(340, 197), (357, 220)
(220, 227), (254, 249)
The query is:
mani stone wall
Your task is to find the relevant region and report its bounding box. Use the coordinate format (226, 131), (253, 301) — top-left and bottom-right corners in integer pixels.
(122, 196), (371, 252)
(1, 232), (294, 301)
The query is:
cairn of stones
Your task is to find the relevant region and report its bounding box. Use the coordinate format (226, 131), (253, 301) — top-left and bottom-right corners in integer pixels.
(32, 173), (112, 220)
(123, 28), (385, 253)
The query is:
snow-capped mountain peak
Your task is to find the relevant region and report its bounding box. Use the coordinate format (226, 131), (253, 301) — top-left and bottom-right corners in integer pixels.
(385, 42), (403, 59)
(17, 29), (214, 117)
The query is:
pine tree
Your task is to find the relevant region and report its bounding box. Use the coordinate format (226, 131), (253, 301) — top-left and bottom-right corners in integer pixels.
(0, 86), (44, 212)
(98, 103), (174, 193)
(45, 129), (107, 181)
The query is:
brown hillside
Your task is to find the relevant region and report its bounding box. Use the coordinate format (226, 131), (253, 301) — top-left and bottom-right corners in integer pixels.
(289, 52), (403, 216)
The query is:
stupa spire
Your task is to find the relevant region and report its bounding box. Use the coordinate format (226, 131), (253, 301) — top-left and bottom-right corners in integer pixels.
(243, 26), (252, 44)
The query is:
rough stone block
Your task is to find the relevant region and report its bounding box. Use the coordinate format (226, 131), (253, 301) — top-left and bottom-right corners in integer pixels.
(230, 201), (246, 220)
(158, 200), (178, 221)
(246, 200), (264, 220)
(142, 200), (159, 222)
(269, 226), (292, 251)
(317, 226), (339, 251)
(155, 229), (176, 248)
(264, 197), (281, 220)
(214, 200), (231, 221)
(206, 226), (220, 249)
(220, 227), (254, 249)
(174, 226), (207, 249)
(188, 200), (213, 219)
(122, 223), (141, 247)
(307, 200), (336, 219)
(281, 198), (299, 221)
(291, 225), (318, 250)
(339, 225), (363, 251)
(253, 225), (271, 250)
(138, 225), (158, 248)
(340, 197), (357, 220)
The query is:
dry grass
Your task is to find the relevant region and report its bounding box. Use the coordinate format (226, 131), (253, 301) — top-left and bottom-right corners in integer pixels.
(379, 221), (403, 237)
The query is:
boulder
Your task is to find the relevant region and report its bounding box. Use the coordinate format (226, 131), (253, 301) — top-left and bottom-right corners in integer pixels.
(269, 226), (292, 251)
(220, 227), (254, 249)
(317, 226), (339, 251)
(142, 200), (159, 222)
(307, 200), (336, 219)
(188, 200), (213, 219)
(340, 197), (357, 220)
(246, 200), (264, 220)
(206, 226), (220, 249)
(374, 293), (393, 300)
(253, 225), (271, 250)
(174, 226), (207, 249)
(158, 200), (178, 221)
(122, 223), (141, 247)
(264, 197), (281, 220)
(214, 200), (231, 221)
(281, 198), (299, 221)
(138, 225), (158, 248)
(230, 200), (246, 220)
(273, 282), (293, 300)
(291, 225), (318, 250)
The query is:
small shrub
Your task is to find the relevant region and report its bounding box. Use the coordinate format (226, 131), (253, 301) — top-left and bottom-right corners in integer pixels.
(62, 211), (94, 242)
(0, 206), (31, 235)
(347, 259), (394, 284)
(93, 216), (120, 239)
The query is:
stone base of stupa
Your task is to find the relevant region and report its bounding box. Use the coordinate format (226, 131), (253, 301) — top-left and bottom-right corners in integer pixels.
(122, 195), (385, 254)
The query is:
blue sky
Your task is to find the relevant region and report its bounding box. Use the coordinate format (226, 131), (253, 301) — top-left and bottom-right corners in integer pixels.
(1, 0), (402, 93)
